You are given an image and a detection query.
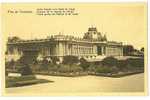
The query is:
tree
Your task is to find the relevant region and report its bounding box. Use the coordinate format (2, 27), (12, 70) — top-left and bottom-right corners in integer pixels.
(140, 47), (144, 52)
(123, 45), (134, 56)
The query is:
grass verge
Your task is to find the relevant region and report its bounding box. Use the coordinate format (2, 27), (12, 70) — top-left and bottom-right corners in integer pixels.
(6, 75), (53, 88)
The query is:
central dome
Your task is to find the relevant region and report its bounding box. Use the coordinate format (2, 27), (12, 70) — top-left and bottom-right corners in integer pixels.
(83, 27), (107, 41)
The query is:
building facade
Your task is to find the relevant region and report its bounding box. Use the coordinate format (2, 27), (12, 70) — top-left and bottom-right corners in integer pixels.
(6, 27), (123, 62)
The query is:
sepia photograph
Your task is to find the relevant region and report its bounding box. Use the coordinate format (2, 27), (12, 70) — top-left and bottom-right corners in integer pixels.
(1, 2), (147, 96)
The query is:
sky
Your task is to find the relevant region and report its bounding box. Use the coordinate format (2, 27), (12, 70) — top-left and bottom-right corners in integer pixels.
(2, 3), (147, 49)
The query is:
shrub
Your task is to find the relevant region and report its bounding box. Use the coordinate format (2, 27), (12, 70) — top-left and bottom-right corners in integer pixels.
(87, 64), (97, 72)
(30, 64), (41, 71)
(50, 56), (59, 64)
(96, 66), (112, 73)
(48, 64), (58, 72)
(18, 64), (33, 76)
(116, 58), (144, 71)
(117, 60), (128, 70)
(70, 64), (83, 72)
(126, 58), (144, 68)
(102, 56), (118, 67)
(79, 58), (90, 70)
(6, 75), (36, 87)
(5, 70), (8, 76)
(57, 64), (83, 73)
(39, 58), (51, 71)
(111, 66), (119, 73)
(58, 64), (70, 73)
(62, 56), (79, 65)
(5, 59), (15, 69)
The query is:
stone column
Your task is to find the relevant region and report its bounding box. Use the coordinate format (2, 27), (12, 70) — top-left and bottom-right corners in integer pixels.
(59, 42), (64, 56)
(93, 45), (97, 55)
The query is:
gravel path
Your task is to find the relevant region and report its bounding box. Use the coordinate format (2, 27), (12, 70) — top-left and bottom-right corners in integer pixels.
(5, 73), (144, 95)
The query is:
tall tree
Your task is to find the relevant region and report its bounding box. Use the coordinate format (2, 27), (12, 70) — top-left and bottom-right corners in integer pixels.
(140, 47), (144, 52)
(123, 45), (134, 56)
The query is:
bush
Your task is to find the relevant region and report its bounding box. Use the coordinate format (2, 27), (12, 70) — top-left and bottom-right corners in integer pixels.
(63, 56), (79, 65)
(126, 58), (144, 68)
(87, 63), (98, 72)
(18, 64), (33, 76)
(102, 56), (118, 67)
(116, 58), (144, 71)
(111, 66), (119, 73)
(58, 64), (70, 73)
(57, 64), (83, 73)
(6, 75), (36, 87)
(40, 58), (49, 70)
(79, 58), (90, 70)
(70, 64), (83, 72)
(96, 66), (112, 73)
(30, 63), (41, 71)
(48, 64), (58, 72)
(5, 70), (8, 76)
(50, 56), (59, 64)
(5, 59), (15, 69)
(117, 60), (128, 70)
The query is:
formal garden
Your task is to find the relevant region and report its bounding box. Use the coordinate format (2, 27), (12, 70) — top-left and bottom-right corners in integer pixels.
(5, 55), (144, 87)
(6, 55), (144, 77)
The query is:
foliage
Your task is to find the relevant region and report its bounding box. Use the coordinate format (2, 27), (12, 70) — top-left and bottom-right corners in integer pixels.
(5, 59), (15, 69)
(6, 75), (50, 88)
(140, 47), (144, 52)
(79, 58), (90, 70)
(48, 64), (58, 72)
(62, 56), (79, 65)
(102, 56), (118, 67)
(41, 58), (49, 70)
(95, 66), (112, 73)
(126, 58), (144, 68)
(18, 64), (33, 76)
(123, 45), (134, 56)
(50, 56), (59, 64)
(117, 60), (128, 70)
(58, 64), (70, 73)
(5, 70), (8, 76)
(70, 64), (83, 72)
(87, 64), (97, 72)
(57, 64), (83, 73)
(6, 53), (144, 75)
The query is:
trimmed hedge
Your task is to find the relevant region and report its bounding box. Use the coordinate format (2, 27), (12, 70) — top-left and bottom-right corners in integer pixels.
(6, 75), (50, 88)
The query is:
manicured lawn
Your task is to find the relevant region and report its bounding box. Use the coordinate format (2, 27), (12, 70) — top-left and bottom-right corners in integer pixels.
(6, 75), (52, 88)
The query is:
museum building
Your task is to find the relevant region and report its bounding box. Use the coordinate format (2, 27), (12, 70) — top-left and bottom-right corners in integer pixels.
(6, 27), (123, 62)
